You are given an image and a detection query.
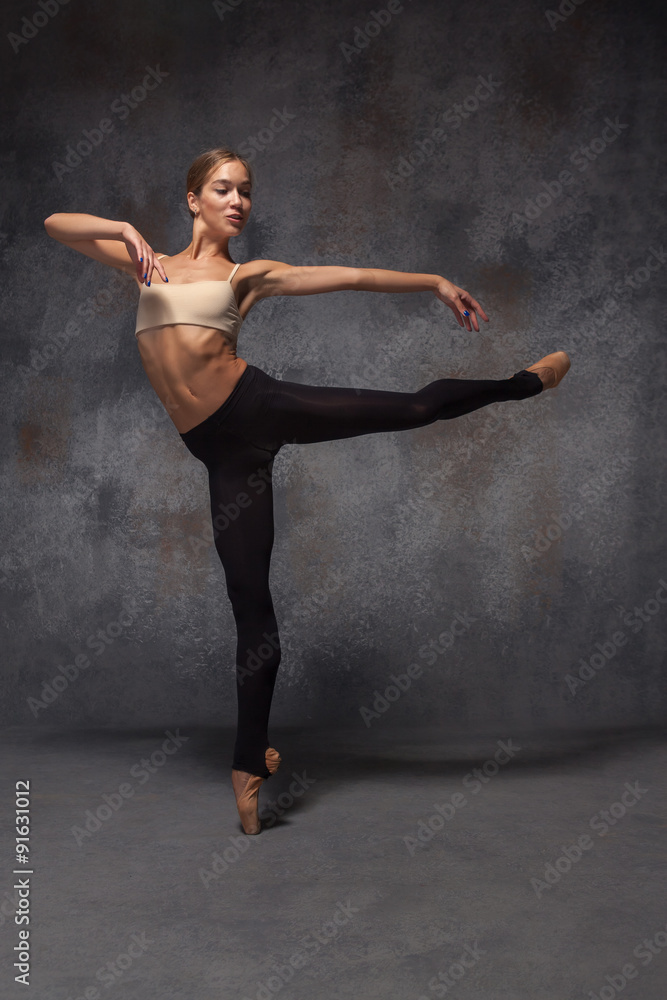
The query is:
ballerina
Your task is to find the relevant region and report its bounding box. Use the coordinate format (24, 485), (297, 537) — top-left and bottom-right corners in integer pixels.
(44, 145), (570, 834)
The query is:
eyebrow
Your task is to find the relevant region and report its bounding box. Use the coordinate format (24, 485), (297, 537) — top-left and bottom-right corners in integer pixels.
(211, 177), (251, 187)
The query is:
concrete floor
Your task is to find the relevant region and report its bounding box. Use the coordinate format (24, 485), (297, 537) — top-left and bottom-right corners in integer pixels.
(2, 723), (666, 1000)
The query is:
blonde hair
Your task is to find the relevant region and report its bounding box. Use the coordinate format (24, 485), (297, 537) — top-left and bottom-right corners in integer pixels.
(185, 147), (254, 219)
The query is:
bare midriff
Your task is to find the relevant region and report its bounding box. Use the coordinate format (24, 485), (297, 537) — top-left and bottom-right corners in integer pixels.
(135, 324), (248, 434)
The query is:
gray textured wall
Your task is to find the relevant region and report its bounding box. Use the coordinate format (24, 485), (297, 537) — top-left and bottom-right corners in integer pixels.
(2, 0), (665, 734)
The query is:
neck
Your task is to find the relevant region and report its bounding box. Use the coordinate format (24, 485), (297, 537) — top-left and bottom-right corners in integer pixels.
(184, 224), (233, 260)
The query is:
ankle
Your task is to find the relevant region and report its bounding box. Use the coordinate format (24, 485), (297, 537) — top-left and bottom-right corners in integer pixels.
(508, 369), (544, 399)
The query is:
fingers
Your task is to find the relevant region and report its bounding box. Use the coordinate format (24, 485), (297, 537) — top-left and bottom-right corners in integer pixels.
(459, 300), (474, 332)
(465, 294), (489, 323)
(125, 229), (167, 285)
(154, 258), (168, 283)
(133, 243), (145, 283)
(458, 290), (490, 332)
(449, 304), (464, 327)
(135, 242), (151, 284)
(145, 252), (159, 286)
(142, 249), (154, 286)
(139, 249), (168, 285)
(452, 297), (475, 332)
(439, 282), (490, 333)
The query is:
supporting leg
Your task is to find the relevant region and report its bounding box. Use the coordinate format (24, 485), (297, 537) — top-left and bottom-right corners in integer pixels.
(204, 435), (282, 780)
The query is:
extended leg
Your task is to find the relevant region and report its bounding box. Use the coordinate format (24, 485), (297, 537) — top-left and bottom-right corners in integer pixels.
(239, 366), (543, 450)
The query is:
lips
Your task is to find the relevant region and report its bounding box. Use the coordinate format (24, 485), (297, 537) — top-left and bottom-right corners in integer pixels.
(228, 215), (243, 222)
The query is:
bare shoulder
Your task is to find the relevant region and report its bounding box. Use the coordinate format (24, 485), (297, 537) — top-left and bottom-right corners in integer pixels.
(237, 258), (292, 277)
(236, 259), (294, 303)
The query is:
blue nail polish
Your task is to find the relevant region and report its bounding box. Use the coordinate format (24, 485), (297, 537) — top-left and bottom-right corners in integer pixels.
(147, 280), (150, 286)
(165, 276), (168, 282)
(463, 310), (470, 316)
(139, 257), (143, 263)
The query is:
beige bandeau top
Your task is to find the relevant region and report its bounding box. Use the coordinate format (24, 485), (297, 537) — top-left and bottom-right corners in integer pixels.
(134, 257), (243, 337)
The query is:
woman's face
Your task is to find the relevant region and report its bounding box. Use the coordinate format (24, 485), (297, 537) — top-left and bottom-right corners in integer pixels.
(191, 159), (252, 234)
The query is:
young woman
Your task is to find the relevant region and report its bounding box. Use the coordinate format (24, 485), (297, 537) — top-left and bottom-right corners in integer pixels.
(44, 147), (570, 835)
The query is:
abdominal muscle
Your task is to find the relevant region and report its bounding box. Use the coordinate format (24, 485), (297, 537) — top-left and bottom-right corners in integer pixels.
(135, 323), (248, 434)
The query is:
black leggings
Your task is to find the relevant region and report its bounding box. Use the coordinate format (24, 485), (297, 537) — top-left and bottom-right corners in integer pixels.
(179, 363), (543, 777)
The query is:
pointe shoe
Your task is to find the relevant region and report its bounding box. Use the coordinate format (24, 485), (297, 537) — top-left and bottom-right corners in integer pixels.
(231, 747), (282, 835)
(525, 350), (571, 390)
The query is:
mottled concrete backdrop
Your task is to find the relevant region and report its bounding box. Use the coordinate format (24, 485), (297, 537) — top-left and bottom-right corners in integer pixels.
(2, 0), (665, 734)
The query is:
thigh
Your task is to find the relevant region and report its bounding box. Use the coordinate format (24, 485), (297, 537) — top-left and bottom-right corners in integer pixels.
(205, 435), (277, 609)
(257, 376), (435, 448)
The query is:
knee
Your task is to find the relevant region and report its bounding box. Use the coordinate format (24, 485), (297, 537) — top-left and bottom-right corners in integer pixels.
(409, 400), (433, 422)
(226, 577), (273, 616)
(410, 384), (443, 423)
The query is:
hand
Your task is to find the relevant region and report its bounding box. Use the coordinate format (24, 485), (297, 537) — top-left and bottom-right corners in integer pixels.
(120, 223), (168, 285)
(434, 278), (489, 332)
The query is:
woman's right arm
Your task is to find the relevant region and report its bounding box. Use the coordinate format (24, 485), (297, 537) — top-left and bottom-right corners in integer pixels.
(43, 213), (167, 285)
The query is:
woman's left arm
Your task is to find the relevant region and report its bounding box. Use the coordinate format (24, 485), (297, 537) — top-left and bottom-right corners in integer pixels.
(255, 262), (489, 332)
(357, 267), (489, 332)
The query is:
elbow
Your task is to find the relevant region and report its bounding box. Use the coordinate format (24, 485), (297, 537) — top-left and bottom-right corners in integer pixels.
(352, 267), (370, 292)
(352, 266), (365, 291)
(44, 214), (59, 238)
(44, 214), (71, 243)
